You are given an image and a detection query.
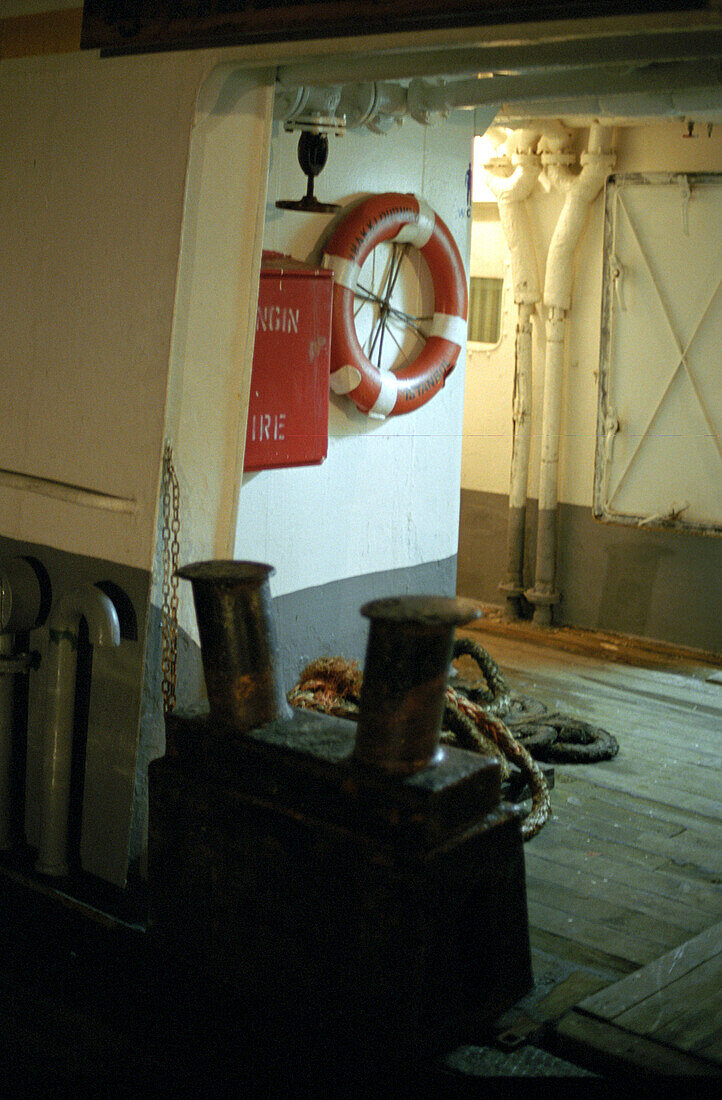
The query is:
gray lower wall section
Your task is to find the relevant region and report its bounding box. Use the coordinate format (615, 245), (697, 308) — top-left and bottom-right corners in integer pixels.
(163, 556), (458, 713)
(272, 556), (458, 690)
(458, 489), (722, 654)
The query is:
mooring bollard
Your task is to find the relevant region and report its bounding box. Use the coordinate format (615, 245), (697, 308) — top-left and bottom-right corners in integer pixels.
(176, 560), (291, 733)
(353, 595), (480, 775)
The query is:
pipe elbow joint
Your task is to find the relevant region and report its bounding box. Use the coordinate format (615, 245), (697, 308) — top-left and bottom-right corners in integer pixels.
(49, 586), (120, 649)
(485, 161), (540, 204)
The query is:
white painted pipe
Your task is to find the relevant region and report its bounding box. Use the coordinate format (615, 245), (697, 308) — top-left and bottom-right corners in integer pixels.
(36, 586), (120, 877)
(273, 83), (342, 123)
(407, 60), (722, 123)
(484, 152), (541, 305)
(509, 303), (535, 515)
(0, 635), (13, 850)
(543, 131), (615, 312)
(0, 559), (42, 850)
(483, 142), (541, 612)
(538, 308), (567, 516)
(527, 125), (615, 624)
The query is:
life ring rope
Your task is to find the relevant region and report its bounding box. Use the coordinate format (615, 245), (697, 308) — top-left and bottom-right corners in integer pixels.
(322, 192), (468, 418)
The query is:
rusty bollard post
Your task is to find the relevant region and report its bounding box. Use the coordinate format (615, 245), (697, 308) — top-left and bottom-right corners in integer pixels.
(353, 595), (481, 775)
(176, 560), (291, 733)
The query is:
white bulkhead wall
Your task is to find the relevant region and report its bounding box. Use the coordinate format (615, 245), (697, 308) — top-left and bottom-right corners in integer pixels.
(462, 121), (722, 509)
(0, 48), (273, 582)
(235, 109), (474, 598)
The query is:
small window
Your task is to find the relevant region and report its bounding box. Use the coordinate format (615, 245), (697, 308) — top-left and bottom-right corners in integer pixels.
(467, 276), (503, 346)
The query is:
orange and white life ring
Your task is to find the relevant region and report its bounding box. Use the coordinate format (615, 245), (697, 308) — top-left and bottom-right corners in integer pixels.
(321, 192), (468, 418)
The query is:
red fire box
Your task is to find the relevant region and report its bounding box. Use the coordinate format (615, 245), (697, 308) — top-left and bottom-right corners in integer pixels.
(244, 251), (333, 471)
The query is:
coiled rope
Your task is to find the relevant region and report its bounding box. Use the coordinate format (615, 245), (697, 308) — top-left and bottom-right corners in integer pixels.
(288, 645), (559, 840)
(450, 638), (619, 765)
(442, 683), (552, 841)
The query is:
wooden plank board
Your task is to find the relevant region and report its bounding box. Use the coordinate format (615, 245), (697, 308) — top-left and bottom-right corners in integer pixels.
(524, 858), (713, 935)
(555, 1008), (719, 1077)
(549, 805), (686, 854)
(578, 922), (722, 1020)
(530, 928), (638, 978)
(554, 775), (722, 840)
(496, 653), (722, 715)
(458, 625), (722, 1020)
(570, 923), (722, 1067)
(530, 819), (671, 871)
(568, 771), (722, 821)
(549, 814), (722, 877)
(552, 792), (684, 838)
(530, 971), (610, 1022)
(524, 872), (700, 949)
(523, 871), (695, 950)
(616, 954), (722, 1055)
(526, 898), (664, 969)
(525, 846), (722, 914)
(461, 617), (722, 673)
(511, 681), (721, 729)
(505, 677), (721, 744)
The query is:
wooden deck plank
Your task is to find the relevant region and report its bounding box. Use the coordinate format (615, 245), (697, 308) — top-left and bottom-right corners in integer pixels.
(529, 818), (670, 871)
(554, 1009), (719, 1077)
(568, 924), (722, 1068)
(566, 772), (722, 821)
(553, 774), (722, 841)
(525, 846), (722, 916)
(489, 647), (722, 714)
(524, 874), (693, 953)
(526, 898), (665, 968)
(552, 792), (684, 838)
(551, 815), (722, 877)
(578, 923), (722, 1020)
(505, 673), (722, 724)
(546, 804), (714, 864)
(553, 775), (722, 838)
(462, 610), (722, 674)
(524, 858), (713, 935)
(529, 927), (639, 977)
(505, 674), (720, 743)
(617, 955), (722, 1055)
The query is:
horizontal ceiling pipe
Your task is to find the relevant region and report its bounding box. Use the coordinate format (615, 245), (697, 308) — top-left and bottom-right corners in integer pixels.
(281, 70), (722, 135)
(276, 26), (722, 88)
(494, 90), (722, 125)
(407, 60), (722, 122)
(496, 102), (722, 126)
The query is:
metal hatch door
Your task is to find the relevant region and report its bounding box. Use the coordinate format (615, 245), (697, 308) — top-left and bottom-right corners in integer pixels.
(594, 172), (722, 535)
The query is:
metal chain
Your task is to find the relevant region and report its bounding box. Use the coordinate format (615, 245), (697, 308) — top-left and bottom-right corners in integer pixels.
(161, 443), (180, 715)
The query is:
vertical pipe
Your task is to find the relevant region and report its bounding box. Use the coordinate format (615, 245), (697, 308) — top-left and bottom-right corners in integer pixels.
(37, 626), (83, 875)
(526, 125), (614, 625)
(0, 559), (43, 852)
(0, 635), (14, 850)
(529, 308), (566, 625)
(500, 300), (534, 614)
(353, 595), (479, 775)
(484, 143), (541, 617)
(36, 587), (120, 877)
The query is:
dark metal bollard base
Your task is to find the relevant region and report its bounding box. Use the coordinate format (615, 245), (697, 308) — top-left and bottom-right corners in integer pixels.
(149, 704), (534, 1073)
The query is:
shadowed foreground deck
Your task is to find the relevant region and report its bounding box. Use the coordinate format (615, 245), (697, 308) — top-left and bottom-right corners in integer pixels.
(0, 620), (719, 1083)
